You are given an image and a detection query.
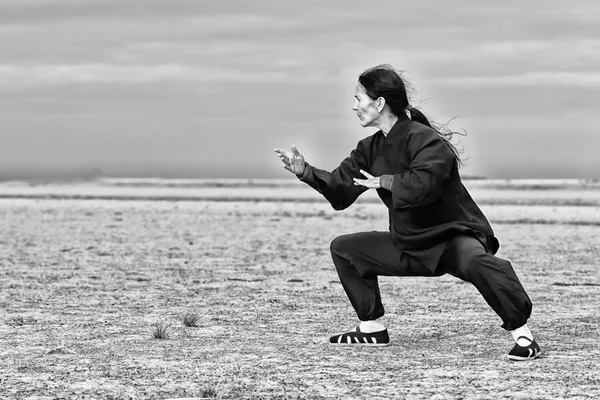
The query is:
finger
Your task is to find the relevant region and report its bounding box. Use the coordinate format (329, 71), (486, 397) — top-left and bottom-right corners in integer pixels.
(359, 169), (374, 178)
(291, 145), (300, 155)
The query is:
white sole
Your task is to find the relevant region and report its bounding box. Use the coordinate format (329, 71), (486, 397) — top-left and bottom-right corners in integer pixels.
(508, 351), (541, 361)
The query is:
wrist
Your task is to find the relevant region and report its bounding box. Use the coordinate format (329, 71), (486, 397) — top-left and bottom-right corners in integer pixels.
(296, 162), (307, 176)
(380, 174), (394, 191)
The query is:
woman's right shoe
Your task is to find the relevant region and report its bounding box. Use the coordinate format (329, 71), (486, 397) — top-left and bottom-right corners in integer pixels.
(329, 326), (389, 345)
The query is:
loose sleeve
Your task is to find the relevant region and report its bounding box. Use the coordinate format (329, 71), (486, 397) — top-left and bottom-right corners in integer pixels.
(298, 141), (370, 210)
(391, 131), (455, 211)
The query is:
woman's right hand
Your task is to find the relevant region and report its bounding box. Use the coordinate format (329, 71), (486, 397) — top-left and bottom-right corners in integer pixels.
(274, 145), (306, 175)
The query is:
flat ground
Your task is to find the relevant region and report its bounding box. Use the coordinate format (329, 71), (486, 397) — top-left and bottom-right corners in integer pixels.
(0, 199), (598, 399)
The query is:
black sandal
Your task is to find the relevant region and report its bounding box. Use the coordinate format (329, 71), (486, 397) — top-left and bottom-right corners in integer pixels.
(508, 336), (541, 361)
(329, 326), (389, 345)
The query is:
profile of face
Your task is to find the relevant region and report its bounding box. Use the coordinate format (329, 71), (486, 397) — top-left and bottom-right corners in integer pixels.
(352, 83), (382, 128)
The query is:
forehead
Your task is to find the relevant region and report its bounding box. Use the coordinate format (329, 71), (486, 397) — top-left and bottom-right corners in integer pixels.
(355, 83), (367, 96)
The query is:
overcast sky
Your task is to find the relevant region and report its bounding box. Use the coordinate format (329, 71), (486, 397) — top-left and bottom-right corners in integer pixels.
(0, 0), (599, 179)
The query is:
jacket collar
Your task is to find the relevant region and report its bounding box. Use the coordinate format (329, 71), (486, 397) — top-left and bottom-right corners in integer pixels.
(381, 113), (411, 146)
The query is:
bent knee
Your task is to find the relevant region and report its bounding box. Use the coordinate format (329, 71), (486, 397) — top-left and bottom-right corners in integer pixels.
(462, 253), (513, 281)
(462, 253), (490, 278)
(330, 234), (354, 254)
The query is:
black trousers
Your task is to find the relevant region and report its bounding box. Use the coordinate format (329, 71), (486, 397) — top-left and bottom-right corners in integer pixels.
(330, 231), (532, 331)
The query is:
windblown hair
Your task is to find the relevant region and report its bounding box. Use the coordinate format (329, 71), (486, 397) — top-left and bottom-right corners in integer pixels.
(358, 64), (465, 166)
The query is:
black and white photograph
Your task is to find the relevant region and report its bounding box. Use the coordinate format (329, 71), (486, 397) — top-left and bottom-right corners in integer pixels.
(1, 0), (599, 398)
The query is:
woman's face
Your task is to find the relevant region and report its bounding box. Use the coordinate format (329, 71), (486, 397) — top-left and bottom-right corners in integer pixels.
(352, 83), (381, 128)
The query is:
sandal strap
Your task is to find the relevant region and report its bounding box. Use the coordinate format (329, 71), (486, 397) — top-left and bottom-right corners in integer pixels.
(515, 336), (534, 345)
(337, 332), (380, 344)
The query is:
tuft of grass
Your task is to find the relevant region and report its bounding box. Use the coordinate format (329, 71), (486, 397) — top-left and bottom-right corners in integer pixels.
(182, 312), (200, 327)
(198, 384), (219, 398)
(151, 322), (169, 339)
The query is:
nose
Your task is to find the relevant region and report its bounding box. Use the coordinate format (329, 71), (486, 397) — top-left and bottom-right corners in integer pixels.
(352, 100), (358, 111)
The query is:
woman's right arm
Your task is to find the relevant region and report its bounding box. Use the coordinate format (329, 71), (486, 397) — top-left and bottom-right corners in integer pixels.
(297, 141), (370, 210)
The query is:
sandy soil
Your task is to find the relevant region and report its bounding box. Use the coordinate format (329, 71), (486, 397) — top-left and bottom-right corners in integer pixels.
(0, 199), (598, 399)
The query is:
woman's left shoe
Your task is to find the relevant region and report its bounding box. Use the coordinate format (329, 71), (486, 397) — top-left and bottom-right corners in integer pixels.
(508, 336), (541, 361)
(329, 326), (389, 345)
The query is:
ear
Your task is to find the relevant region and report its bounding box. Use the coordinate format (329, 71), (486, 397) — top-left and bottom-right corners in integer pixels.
(376, 97), (386, 112)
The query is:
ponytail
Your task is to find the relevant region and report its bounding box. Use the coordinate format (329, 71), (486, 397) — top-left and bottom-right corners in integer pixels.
(406, 105), (430, 127)
(407, 105), (465, 166)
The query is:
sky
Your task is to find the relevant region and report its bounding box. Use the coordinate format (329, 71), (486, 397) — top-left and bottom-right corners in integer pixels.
(0, 0), (599, 179)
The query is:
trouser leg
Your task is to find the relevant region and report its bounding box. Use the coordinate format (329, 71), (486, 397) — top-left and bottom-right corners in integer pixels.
(439, 235), (533, 331)
(330, 231), (439, 321)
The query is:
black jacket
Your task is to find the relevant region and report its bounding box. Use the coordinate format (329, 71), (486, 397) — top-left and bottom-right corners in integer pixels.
(298, 115), (499, 272)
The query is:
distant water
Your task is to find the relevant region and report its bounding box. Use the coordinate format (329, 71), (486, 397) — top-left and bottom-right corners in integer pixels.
(1, 177), (600, 206)
(11, 177), (594, 189)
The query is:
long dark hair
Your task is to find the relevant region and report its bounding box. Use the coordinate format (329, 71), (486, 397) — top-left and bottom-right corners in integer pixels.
(358, 64), (464, 166)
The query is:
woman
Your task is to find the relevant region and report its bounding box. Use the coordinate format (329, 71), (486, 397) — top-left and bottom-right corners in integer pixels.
(274, 65), (540, 361)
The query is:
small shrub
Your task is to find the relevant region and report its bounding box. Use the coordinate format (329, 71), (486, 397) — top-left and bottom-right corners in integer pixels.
(199, 384), (219, 398)
(182, 312), (200, 327)
(151, 322), (169, 339)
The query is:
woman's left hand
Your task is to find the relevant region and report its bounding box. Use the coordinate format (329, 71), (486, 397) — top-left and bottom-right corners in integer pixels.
(353, 169), (381, 189)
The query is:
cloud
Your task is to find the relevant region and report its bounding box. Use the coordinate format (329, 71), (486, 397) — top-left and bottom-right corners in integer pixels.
(1, 0), (598, 180)
(0, 64), (293, 85)
(437, 72), (600, 88)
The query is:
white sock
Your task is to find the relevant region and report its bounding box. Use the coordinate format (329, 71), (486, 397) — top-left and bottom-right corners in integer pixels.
(510, 324), (534, 346)
(359, 318), (385, 333)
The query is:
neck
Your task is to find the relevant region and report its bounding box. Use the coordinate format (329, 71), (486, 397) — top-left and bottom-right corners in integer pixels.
(378, 113), (399, 136)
